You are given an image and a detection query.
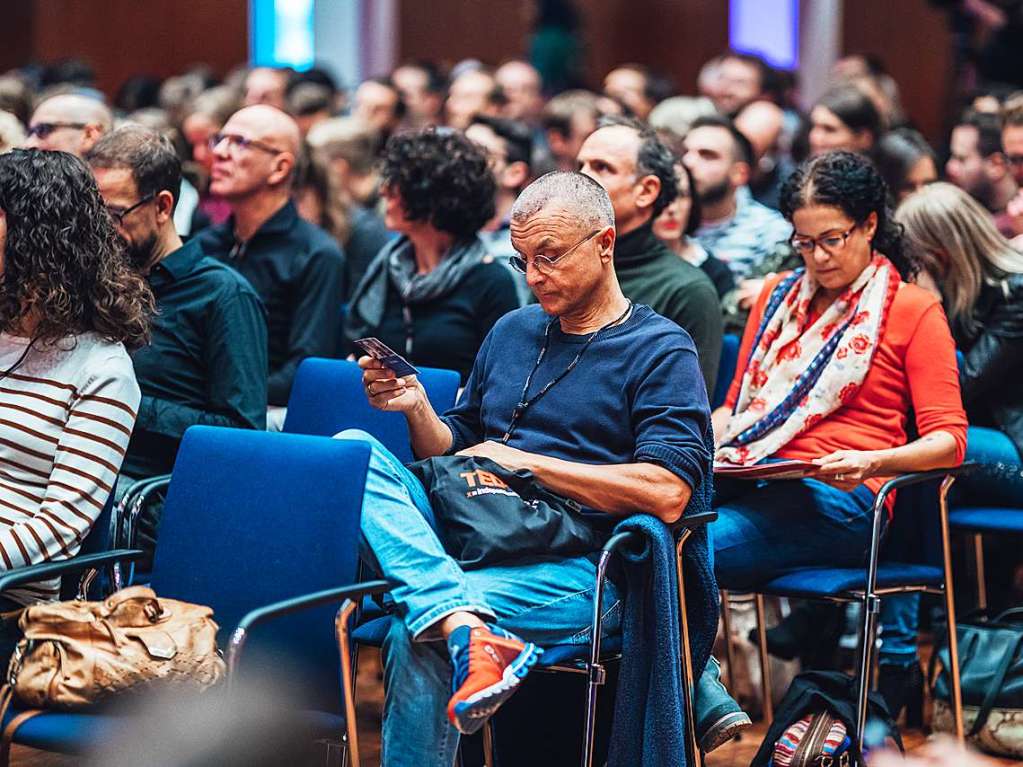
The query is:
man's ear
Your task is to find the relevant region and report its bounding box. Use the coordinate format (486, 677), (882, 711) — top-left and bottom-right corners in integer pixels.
(155, 190), (176, 226)
(501, 161), (530, 192)
(634, 174), (661, 212)
(729, 161), (751, 188)
(985, 152), (1009, 182)
(598, 225), (617, 261)
(269, 152), (296, 187)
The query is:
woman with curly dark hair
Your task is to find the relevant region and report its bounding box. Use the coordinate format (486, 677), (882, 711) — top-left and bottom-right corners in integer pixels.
(0, 149), (152, 607)
(344, 127), (519, 381)
(705, 152), (967, 728)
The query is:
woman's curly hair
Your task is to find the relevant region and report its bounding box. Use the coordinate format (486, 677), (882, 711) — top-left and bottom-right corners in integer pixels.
(780, 150), (919, 280)
(0, 149), (153, 348)
(379, 127), (496, 238)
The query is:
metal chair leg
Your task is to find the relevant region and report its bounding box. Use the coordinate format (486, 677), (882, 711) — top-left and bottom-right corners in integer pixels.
(720, 590), (738, 691)
(939, 475), (965, 742)
(482, 719), (497, 767)
(753, 593), (773, 724)
(855, 592), (880, 751)
(972, 533), (987, 611)
(676, 530), (705, 767)
(335, 601), (362, 767)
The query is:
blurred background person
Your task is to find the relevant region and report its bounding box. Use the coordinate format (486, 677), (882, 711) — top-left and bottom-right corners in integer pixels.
(874, 128), (939, 204)
(344, 128), (519, 382)
(807, 84), (883, 158)
(392, 60), (446, 129)
(540, 89), (600, 171)
(181, 85), (240, 226)
(946, 109), (1019, 236)
(286, 81), (334, 137)
(711, 51), (771, 117)
(495, 59), (544, 126)
(243, 66), (290, 111)
(0, 112), (25, 153)
(602, 63), (673, 121)
(445, 66), (505, 131)
(735, 99), (794, 210)
(25, 93), (112, 155)
(648, 95), (717, 152)
(352, 76), (406, 149)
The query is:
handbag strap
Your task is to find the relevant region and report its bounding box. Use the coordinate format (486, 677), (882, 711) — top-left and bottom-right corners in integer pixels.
(970, 631), (1023, 737)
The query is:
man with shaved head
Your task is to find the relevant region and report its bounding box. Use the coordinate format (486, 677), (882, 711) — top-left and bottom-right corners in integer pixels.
(734, 99), (793, 210)
(199, 105), (345, 417)
(342, 171), (716, 761)
(25, 93), (112, 155)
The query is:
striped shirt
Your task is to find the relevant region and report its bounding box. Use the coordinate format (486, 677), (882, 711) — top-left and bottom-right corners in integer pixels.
(0, 332), (139, 605)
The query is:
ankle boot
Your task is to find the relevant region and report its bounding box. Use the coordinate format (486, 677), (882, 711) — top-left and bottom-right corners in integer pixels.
(748, 602), (844, 663)
(877, 662), (924, 728)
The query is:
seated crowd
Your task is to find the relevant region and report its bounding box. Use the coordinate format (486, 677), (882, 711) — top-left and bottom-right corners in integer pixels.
(0, 48), (1022, 765)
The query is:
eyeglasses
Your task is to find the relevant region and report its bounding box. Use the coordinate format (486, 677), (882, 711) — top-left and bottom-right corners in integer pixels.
(26, 122), (87, 139)
(106, 192), (155, 225)
(208, 132), (283, 155)
(1007, 154), (1023, 168)
(509, 229), (602, 275)
(790, 224), (858, 257)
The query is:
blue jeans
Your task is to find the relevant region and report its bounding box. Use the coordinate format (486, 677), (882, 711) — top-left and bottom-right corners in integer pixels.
(335, 430), (621, 767)
(879, 426), (1023, 667)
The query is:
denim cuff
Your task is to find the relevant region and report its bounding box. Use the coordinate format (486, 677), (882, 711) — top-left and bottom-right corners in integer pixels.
(409, 600), (497, 641)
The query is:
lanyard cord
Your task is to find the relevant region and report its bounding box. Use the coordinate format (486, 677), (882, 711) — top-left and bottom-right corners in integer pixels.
(501, 301), (633, 443)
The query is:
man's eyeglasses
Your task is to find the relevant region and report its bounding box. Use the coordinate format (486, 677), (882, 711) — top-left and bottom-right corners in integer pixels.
(208, 132), (283, 155)
(26, 122), (87, 139)
(509, 229), (602, 275)
(106, 193), (155, 225)
(1007, 154), (1023, 168)
(790, 224), (859, 257)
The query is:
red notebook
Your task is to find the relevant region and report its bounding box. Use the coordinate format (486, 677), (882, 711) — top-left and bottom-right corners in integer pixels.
(713, 460), (820, 481)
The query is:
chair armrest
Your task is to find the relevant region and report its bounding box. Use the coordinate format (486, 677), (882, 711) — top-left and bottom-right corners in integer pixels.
(122, 475), (172, 548)
(0, 549), (146, 593)
(675, 511), (717, 530)
(873, 462), (977, 512)
(226, 580), (392, 673)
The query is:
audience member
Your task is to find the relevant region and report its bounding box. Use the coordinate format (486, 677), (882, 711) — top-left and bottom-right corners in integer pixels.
(344, 128), (518, 382)
(874, 128), (939, 204)
(0, 76), (31, 127)
(344, 170), (714, 763)
(648, 95), (717, 149)
(199, 106), (345, 415)
(946, 109), (1019, 236)
(88, 126), (267, 560)
(495, 60), (544, 125)
(540, 89), (600, 171)
(25, 93), (112, 156)
(711, 152), (967, 713)
(602, 64), (672, 121)
(391, 61), (446, 129)
(243, 67), (290, 111)
(653, 161), (735, 299)
(711, 52), (771, 116)
(180, 86), (240, 227)
(808, 85), (882, 158)
(1003, 95), (1023, 186)
(352, 76), (406, 146)
(735, 99), (795, 210)
(684, 114), (792, 282)
(0, 149), (151, 613)
(0, 112), (25, 153)
(286, 82), (334, 137)
(465, 115), (533, 304)
(306, 117), (392, 294)
(445, 68), (504, 131)
(579, 117), (723, 391)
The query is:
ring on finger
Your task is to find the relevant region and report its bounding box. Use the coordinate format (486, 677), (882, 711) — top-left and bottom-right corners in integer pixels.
(835, 474), (845, 481)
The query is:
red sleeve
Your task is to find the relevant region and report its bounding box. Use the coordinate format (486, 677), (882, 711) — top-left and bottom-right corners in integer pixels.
(904, 301), (969, 465)
(724, 274), (787, 410)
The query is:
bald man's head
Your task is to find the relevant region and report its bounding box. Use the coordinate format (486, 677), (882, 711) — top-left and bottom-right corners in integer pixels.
(734, 99), (784, 161)
(209, 105), (300, 202)
(26, 94), (112, 155)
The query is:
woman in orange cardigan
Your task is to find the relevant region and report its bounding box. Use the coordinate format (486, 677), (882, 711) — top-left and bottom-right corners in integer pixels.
(710, 152), (967, 717)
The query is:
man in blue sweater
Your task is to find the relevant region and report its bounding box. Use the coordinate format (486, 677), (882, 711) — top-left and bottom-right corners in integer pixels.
(347, 172), (716, 765)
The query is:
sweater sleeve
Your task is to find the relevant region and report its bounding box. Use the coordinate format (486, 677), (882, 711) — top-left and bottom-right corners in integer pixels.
(0, 359), (139, 571)
(663, 279), (724, 397)
(903, 302), (969, 464)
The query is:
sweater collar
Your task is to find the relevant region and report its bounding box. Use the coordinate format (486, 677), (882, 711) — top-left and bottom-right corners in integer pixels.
(613, 221), (671, 268)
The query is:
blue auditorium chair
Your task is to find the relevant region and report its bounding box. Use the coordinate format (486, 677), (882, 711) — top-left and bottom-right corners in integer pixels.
(283, 357), (461, 462)
(0, 427), (387, 767)
(712, 334), (740, 410)
(949, 505), (1023, 609)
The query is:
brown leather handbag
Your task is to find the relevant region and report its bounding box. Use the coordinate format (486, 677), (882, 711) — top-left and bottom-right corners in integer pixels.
(5, 585), (225, 710)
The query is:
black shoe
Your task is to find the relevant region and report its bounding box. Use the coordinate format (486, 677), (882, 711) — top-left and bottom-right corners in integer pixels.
(877, 662), (924, 728)
(748, 602), (844, 663)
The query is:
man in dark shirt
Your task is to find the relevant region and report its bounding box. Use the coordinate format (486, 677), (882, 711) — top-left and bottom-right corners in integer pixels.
(198, 105), (345, 415)
(88, 126), (268, 550)
(578, 116), (723, 393)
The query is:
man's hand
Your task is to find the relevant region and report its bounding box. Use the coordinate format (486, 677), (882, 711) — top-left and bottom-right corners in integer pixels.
(457, 441), (537, 472)
(359, 355), (426, 414)
(813, 449), (883, 491)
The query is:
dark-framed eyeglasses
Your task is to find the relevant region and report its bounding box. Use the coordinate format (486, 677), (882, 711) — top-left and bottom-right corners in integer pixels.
(208, 132), (283, 155)
(509, 229), (603, 275)
(790, 224), (859, 257)
(106, 192), (156, 225)
(1007, 154), (1023, 168)
(26, 122), (88, 139)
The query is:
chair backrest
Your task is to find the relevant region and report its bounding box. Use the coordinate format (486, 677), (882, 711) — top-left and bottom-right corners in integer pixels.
(283, 357), (461, 462)
(712, 334), (740, 410)
(151, 426), (371, 713)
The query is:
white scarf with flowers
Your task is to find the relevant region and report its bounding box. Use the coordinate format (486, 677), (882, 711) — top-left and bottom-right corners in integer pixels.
(715, 255), (900, 466)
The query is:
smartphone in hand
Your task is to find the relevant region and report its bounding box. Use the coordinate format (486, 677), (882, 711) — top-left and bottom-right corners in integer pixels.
(354, 338), (420, 378)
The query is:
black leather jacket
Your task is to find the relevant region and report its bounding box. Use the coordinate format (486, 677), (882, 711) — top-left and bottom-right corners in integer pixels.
(953, 273), (1023, 456)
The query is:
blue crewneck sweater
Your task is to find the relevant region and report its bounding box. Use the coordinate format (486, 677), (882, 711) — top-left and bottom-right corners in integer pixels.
(441, 303), (712, 500)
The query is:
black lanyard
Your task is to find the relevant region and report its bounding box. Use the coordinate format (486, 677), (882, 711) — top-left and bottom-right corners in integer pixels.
(501, 302), (633, 443)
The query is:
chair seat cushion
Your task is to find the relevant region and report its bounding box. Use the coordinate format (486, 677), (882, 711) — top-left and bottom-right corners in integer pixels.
(950, 507), (1023, 534)
(758, 563), (943, 598)
(353, 616), (622, 669)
